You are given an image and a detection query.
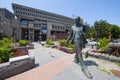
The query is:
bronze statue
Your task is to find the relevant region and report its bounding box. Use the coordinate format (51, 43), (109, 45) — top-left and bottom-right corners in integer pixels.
(67, 17), (93, 79)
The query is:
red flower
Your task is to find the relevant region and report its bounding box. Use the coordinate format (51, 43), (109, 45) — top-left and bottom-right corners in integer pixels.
(91, 50), (98, 53)
(14, 48), (28, 57)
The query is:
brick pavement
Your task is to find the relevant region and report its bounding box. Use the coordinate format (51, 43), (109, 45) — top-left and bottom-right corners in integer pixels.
(6, 43), (120, 80)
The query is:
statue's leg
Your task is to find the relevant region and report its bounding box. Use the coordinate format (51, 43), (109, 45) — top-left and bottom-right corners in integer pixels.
(74, 48), (79, 63)
(74, 44), (84, 66)
(75, 44), (93, 79)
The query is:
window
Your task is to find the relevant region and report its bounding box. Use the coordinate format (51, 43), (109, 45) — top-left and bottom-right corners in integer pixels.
(41, 24), (47, 34)
(52, 25), (55, 29)
(34, 19), (40, 22)
(20, 19), (28, 26)
(34, 24), (41, 28)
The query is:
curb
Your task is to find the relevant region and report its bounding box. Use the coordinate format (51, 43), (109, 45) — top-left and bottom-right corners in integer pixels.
(88, 51), (120, 63)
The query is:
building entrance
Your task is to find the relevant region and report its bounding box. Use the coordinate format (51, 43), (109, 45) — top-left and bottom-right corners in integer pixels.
(21, 29), (29, 40)
(34, 30), (40, 41)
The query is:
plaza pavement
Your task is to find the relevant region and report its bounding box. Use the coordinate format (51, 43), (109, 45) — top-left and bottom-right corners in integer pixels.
(6, 42), (120, 80)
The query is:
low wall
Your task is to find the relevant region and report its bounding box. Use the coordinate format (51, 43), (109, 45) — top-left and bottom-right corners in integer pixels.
(88, 50), (120, 62)
(0, 54), (35, 79)
(14, 46), (34, 50)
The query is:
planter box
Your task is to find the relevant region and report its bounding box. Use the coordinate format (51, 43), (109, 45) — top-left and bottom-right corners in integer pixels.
(14, 46), (34, 50)
(0, 54), (35, 79)
(89, 50), (120, 62)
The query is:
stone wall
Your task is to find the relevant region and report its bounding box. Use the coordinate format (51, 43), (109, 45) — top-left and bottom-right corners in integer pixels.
(0, 55), (35, 79)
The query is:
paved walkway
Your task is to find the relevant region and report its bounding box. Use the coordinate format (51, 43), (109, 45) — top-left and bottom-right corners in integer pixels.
(30, 43), (68, 66)
(6, 43), (120, 80)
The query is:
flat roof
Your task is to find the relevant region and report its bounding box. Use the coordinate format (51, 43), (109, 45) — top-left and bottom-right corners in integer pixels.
(12, 3), (74, 20)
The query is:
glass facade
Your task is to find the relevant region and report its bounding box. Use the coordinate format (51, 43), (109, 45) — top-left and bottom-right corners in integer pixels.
(41, 24), (47, 34)
(34, 24), (41, 28)
(20, 19), (28, 26)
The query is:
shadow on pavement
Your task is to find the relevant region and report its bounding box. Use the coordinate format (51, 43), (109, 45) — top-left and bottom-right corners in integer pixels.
(84, 60), (98, 66)
(35, 63), (40, 67)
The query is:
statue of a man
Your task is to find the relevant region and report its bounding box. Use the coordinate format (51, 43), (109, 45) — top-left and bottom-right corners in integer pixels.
(67, 17), (93, 79)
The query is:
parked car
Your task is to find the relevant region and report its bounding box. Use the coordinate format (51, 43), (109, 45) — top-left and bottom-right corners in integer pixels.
(86, 39), (97, 46)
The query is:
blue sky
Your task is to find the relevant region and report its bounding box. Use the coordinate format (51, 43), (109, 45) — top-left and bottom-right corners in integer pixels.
(0, 0), (120, 26)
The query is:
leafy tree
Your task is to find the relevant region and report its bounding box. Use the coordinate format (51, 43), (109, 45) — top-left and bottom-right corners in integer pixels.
(93, 20), (111, 39)
(110, 24), (120, 39)
(85, 19), (120, 40)
(85, 26), (96, 38)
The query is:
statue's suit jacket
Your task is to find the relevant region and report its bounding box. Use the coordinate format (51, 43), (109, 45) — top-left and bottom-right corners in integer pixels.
(67, 25), (87, 48)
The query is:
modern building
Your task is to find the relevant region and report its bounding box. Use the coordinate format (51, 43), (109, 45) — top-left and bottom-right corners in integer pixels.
(12, 3), (74, 41)
(0, 8), (15, 38)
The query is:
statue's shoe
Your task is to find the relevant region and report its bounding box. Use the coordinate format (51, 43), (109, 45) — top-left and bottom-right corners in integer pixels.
(81, 68), (93, 79)
(73, 59), (79, 63)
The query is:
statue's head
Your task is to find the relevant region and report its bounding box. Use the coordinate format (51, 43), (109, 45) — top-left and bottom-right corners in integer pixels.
(75, 16), (83, 25)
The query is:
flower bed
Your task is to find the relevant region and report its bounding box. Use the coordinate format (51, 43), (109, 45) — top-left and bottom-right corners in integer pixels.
(105, 44), (120, 57)
(50, 45), (75, 54)
(45, 39), (75, 54)
(89, 49), (120, 62)
(13, 47), (29, 57)
(0, 39), (35, 79)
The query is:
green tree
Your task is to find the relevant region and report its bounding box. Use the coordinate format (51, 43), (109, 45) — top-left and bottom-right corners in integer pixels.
(110, 24), (120, 39)
(85, 26), (96, 38)
(85, 19), (120, 40)
(93, 20), (111, 38)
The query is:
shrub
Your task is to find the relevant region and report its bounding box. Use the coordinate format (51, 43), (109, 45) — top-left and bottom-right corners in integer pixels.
(97, 38), (110, 51)
(0, 38), (13, 63)
(67, 48), (74, 52)
(105, 44), (120, 57)
(0, 46), (13, 63)
(46, 39), (54, 45)
(19, 40), (28, 46)
(0, 38), (13, 47)
(67, 43), (74, 48)
(58, 39), (67, 46)
(58, 39), (74, 53)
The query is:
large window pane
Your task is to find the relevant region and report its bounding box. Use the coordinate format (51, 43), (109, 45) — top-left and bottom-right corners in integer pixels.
(34, 24), (41, 28)
(20, 19), (28, 26)
(41, 24), (47, 34)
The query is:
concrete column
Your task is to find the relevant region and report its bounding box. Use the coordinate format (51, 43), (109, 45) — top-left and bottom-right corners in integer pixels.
(29, 29), (30, 42)
(16, 18), (21, 41)
(33, 29), (34, 42)
(29, 29), (34, 42)
(19, 28), (21, 40)
(47, 22), (52, 39)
